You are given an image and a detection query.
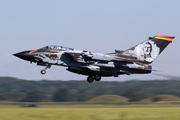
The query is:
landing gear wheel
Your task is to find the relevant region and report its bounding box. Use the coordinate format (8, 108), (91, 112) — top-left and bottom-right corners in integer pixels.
(40, 64), (51, 75)
(41, 70), (46, 75)
(94, 75), (101, 81)
(87, 76), (94, 83)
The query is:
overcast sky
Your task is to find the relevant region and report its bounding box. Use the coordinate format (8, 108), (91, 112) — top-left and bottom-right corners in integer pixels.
(0, 0), (180, 81)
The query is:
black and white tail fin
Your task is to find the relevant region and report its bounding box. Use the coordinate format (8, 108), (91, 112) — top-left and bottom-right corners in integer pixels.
(117, 35), (175, 64)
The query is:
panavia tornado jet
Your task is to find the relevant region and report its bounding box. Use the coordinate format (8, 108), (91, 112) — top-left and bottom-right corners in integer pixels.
(14, 35), (174, 83)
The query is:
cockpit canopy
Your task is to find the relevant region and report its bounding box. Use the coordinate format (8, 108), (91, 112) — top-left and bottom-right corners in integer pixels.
(39, 45), (74, 51)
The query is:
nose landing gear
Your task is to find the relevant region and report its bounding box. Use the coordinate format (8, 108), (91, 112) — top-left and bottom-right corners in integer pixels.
(41, 64), (51, 75)
(41, 70), (46, 74)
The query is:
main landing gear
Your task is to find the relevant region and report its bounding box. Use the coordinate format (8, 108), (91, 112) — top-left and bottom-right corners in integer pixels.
(87, 75), (101, 83)
(41, 64), (51, 75)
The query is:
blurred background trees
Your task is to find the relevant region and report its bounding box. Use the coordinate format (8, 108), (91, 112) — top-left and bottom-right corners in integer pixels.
(53, 88), (69, 102)
(21, 90), (44, 102)
(1, 77), (180, 102)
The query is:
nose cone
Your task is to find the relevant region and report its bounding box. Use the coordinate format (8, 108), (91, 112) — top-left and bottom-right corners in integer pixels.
(13, 51), (35, 62)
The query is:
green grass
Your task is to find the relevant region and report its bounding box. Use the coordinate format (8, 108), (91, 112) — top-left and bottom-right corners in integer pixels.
(0, 107), (180, 120)
(87, 95), (129, 102)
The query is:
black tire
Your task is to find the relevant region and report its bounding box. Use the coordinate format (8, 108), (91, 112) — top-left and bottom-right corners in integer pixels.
(41, 70), (46, 75)
(94, 75), (101, 81)
(87, 76), (94, 83)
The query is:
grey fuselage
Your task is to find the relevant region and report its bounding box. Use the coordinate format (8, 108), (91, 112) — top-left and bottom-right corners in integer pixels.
(14, 45), (151, 77)
(13, 35), (174, 82)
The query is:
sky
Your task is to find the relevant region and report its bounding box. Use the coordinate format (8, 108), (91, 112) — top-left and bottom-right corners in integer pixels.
(0, 0), (180, 81)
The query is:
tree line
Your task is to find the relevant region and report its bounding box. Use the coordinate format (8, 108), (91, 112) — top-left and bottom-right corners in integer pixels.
(0, 77), (180, 102)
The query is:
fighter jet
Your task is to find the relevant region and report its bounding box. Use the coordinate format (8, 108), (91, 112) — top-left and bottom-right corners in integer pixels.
(14, 35), (174, 83)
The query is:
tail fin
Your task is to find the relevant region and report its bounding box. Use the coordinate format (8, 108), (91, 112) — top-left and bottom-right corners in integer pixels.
(120, 35), (175, 64)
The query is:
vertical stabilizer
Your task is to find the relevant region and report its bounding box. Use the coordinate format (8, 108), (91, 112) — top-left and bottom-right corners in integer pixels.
(121, 35), (175, 64)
